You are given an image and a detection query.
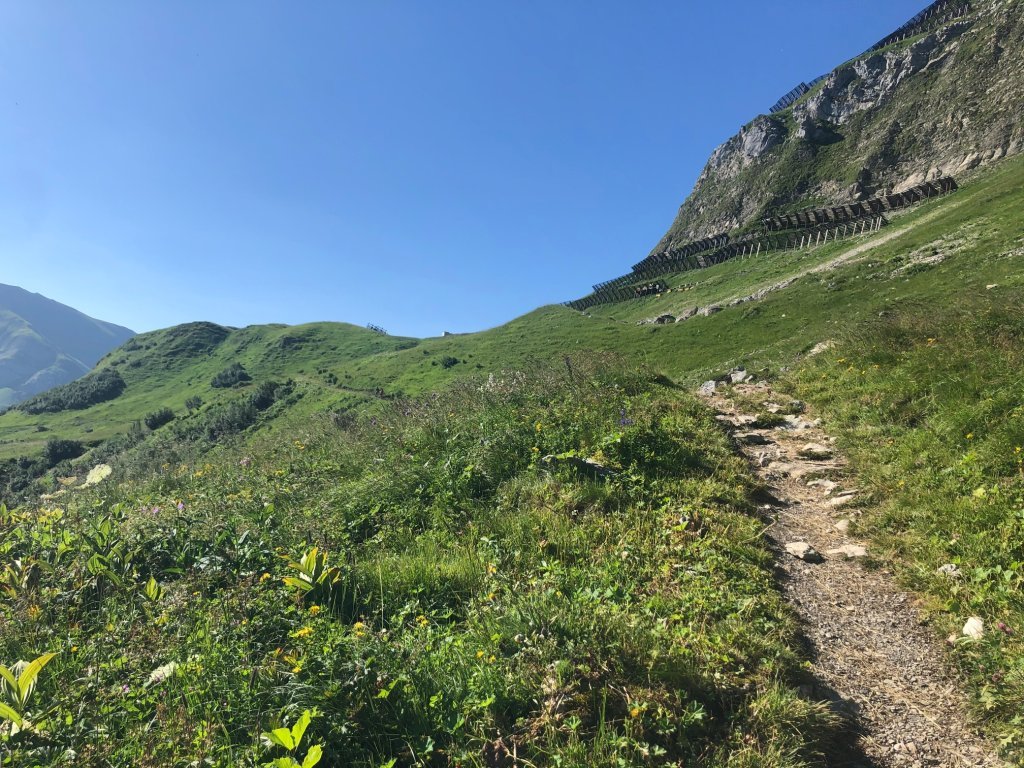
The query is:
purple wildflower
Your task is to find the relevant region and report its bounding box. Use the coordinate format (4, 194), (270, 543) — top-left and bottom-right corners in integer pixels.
(619, 409), (634, 427)
(176, 501), (186, 512)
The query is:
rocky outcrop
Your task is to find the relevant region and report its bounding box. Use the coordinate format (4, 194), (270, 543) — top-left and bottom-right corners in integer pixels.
(649, 2), (1024, 250)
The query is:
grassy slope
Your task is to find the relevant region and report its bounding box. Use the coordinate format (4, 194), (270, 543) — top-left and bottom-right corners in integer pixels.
(0, 362), (839, 767)
(0, 105), (1023, 766)
(3, 154), (1022, 469)
(0, 321), (419, 459)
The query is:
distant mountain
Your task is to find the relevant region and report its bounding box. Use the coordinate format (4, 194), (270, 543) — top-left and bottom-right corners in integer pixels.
(0, 284), (135, 408)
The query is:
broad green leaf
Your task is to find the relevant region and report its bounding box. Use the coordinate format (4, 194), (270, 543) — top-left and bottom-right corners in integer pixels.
(18, 652), (57, 706)
(302, 745), (323, 768)
(0, 701), (22, 726)
(265, 726), (296, 750)
(0, 664), (17, 694)
(290, 710), (312, 749)
(282, 577), (312, 592)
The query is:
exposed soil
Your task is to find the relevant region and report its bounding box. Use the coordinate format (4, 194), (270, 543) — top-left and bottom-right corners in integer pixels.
(703, 380), (1006, 768)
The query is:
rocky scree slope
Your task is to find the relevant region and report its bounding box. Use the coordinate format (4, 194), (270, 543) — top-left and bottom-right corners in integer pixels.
(0, 284), (134, 408)
(651, 0), (1024, 251)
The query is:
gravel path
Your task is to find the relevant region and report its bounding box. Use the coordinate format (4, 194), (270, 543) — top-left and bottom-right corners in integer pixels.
(703, 380), (1006, 768)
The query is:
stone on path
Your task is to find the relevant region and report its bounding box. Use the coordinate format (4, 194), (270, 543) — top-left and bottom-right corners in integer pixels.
(798, 442), (834, 460)
(834, 518), (851, 533)
(827, 492), (858, 508)
(785, 542), (824, 563)
(698, 380), (717, 396)
(736, 431), (772, 445)
(826, 544), (868, 559)
(807, 478), (838, 494)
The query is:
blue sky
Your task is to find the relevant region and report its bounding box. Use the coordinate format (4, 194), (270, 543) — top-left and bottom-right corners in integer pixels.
(0, 1), (929, 337)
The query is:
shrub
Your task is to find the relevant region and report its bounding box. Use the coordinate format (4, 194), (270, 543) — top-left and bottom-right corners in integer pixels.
(185, 396), (203, 412)
(144, 408), (175, 431)
(440, 356), (460, 369)
(211, 362), (252, 388)
(17, 369), (126, 414)
(43, 438), (85, 466)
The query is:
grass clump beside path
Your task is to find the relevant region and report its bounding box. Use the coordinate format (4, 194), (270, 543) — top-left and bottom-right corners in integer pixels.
(787, 292), (1024, 755)
(0, 356), (836, 767)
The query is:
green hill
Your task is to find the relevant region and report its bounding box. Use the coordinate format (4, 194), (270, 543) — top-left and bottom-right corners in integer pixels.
(0, 284), (135, 408)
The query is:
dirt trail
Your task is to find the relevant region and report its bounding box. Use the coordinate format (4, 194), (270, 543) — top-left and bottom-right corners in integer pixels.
(702, 380), (1006, 768)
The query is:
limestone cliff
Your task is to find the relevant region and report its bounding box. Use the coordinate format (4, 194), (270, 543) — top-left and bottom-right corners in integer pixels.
(650, 0), (1024, 251)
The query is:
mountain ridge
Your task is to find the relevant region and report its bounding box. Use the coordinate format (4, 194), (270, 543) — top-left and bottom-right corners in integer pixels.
(0, 283), (135, 407)
(648, 0), (1023, 251)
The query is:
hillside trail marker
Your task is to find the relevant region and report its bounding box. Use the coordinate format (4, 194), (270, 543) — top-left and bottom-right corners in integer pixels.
(702, 381), (1007, 767)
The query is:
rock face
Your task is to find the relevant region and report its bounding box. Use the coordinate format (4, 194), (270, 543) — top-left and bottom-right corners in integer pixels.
(649, 3), (1024, 249)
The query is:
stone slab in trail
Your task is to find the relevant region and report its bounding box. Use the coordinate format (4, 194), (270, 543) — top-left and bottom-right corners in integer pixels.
(702, 381), (1007, 768)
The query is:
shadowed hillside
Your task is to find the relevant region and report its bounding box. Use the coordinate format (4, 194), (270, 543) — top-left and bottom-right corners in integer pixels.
(0, 284), (135, 408)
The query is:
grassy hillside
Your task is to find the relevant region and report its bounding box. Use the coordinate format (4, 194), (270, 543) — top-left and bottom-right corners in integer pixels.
(3, 154), (1023, 486)
(0, 360), (841, 766)
(2, 132), (1024, 763)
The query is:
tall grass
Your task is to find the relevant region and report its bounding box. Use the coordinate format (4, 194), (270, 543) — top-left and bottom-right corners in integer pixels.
(788, 291), (1024, 754)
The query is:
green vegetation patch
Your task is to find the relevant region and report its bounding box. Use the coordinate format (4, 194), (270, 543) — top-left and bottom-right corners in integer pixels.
(0, 358), (837, 766)
(786, 292), (1024, 754)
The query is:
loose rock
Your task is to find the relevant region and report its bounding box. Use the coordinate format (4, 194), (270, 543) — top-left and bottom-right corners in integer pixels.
(698, 380), (718, 396)
(798, 442), (834, 460)
(936, 563), (962, 579)
(826, 544), (868, 559)
(962, 616), (984, 640)
(785, 542), (824, 563)
(807, 478), (839, 494)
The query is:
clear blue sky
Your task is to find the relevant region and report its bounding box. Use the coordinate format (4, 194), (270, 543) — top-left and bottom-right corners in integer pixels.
(0, 1), (928, 337)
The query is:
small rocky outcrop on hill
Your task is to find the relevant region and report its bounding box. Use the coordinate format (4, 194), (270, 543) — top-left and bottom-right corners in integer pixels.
(651, 1), (1024, 250)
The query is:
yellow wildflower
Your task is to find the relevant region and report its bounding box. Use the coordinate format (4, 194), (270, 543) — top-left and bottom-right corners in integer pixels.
(259, 572), (272, 583)
(308, 605), (322, 616)
(291, 626), (314, 639)
(476, 650), (485, 659)
(629, 706), (641, 718)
